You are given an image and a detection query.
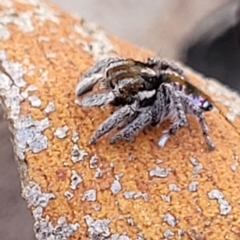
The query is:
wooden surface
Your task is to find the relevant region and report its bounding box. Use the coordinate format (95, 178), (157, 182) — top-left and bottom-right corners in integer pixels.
(1, 0), (240, 239)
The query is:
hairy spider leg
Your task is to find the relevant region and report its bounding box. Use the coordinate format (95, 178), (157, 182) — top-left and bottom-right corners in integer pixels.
(89, 101), (139, 145)
(146, 57), (184, 76)
(150, 83), (188, 147)
(77, 91), (115, 107)
(109, 105), (153, 144)
(180, 93), (215, 151)
(75, 57), (122, 96)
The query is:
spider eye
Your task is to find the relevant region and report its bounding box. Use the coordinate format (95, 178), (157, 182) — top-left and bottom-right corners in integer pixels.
(201, 100), (213, 111)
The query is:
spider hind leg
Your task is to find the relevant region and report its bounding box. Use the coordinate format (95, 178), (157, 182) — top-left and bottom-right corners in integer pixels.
(157, 85), (188, 147)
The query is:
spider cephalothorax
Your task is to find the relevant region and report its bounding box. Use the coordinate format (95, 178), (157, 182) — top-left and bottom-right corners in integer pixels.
(75, 57), (215, 150)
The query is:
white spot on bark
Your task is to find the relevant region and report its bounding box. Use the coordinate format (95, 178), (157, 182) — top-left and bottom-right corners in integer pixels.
(71, 131), (79, 143)
(162, 213), (178, 227)
(54, 126), (69, 139)
(123, 191), (148, 201)
(149, 166), (171, 178)
(163, 229), (174, 238)
(23, 182), (55, 208)
(110, 180), (122, 194)
(161, 194), (171, 202)
(70, 170), (82, 190)
(188, 181), (199, 192)
(84, 215), (111, 238)
(29, 95), (41, 107)
(89, 154), (98, 168)
(169, 183), (181, 192)
(190, 157), (203, 175)
(44, 101), (55, 114)
(71, 144), (88, 163)
(82, 189), (97, 202)
(64, 191), (74, 201)
(15, 116), (49, 158)
(208, 189), (232, 215)
(94, 168), (103, 178)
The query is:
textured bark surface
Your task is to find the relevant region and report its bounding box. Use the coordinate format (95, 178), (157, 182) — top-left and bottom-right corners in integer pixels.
(1, 0), (240, 240)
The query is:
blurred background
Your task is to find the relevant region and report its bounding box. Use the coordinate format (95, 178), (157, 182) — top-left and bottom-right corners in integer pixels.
(1, 0), (240, 239)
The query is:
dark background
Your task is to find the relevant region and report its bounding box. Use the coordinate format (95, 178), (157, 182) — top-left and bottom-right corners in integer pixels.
(1, 0), (239, 239)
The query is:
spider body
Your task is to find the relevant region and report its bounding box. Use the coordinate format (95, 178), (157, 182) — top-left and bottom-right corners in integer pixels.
(75, 57), (215, 150)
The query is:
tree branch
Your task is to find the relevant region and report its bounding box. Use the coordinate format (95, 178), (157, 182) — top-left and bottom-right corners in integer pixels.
(0, 0), (240, 239)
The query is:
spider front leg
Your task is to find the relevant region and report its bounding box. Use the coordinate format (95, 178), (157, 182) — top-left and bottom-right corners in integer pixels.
(77, 76), (131, 107)
(109, 105), (153, 144)
(180, 94), (215, 151)
(76, 91), (115, 107)
(89, 101), (139, 145)
(75, 57), (123, 97)
(156, 85), (188, 147)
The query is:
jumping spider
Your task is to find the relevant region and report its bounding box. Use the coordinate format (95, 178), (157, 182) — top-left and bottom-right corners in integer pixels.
(75, 57), (215, 150)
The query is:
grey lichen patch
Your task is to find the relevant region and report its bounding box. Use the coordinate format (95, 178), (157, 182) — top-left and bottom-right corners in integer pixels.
(15, 115), (49, 159)
(54, 125), (69, 139)
(163, 229), (174, 238)
(70, 170), (82, 190)
(23, 181), (55, 208)
(208, 189), (232, 215)
(149, 166), (172, 178)
(64, 191), (74, 201)
(0, 10), (34, 40)
(4, 85), (23, 119)
(33, 1), (60, 24)
(84, 215), (111, 239)
(0, 71), (12, 92)
(34, 216), (79, 240)
(168, 183), (181, 192)
(188, 181), (199, 192)
(89, 154), (98, 168)
(32, 206), (43, 220)
(162, 213), (178, 227)
(189, 157), (203, 175)
(110, 180), (122, 195)
(77, 19), (116, 62)
(23, 182), (79, 239)
(44, 101), (55, 114)
(0, 51), (50, 158)
(123, 191), (148, 201)
(0, 51), (27, 119)
(82, 189), (97, 202)
(28, 95), (41, 107)
(71, 144), (88, 163)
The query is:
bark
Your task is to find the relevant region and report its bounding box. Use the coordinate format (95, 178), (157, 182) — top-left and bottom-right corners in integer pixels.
(0, 0), (240, 239)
